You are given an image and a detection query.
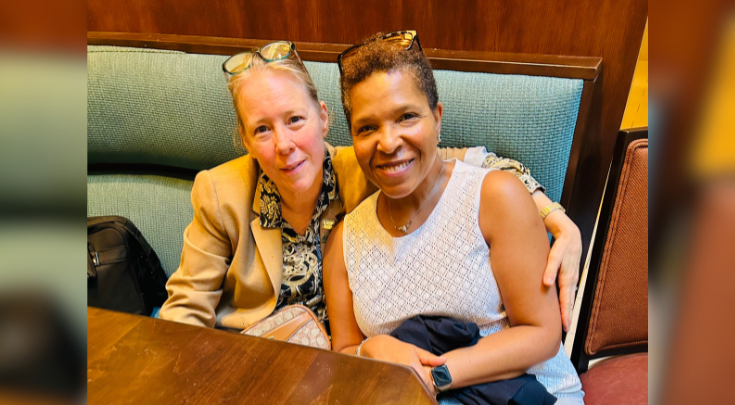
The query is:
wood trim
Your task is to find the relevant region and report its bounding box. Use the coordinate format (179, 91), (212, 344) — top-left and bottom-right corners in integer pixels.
(88, 31), (601, 80)
(561, 70), (604, 284)
(425, 52), (600, 80)
(560, 77), (597, 209)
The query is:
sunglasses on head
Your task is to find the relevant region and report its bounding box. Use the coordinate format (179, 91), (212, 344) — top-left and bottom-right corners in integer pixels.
(222, 41), (299, 81)
(337, 30), (422, 75)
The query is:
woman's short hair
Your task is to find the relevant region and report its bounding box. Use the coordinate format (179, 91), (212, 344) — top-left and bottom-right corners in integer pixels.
(339, 32), (439, 129)
(227, 55), (320, 151)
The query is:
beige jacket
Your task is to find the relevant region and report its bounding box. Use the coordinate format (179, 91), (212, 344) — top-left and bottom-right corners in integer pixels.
(159, 145), (470, 330)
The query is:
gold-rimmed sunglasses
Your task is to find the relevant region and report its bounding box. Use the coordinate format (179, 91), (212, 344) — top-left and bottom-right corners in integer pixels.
(337, 30), (422, 75)
(222, 41), (300, 81)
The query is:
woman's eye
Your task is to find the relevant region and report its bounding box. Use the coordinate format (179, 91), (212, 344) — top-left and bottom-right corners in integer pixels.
(254, 126), (269, 135)
(289, 116), (303, 124)
(399, 113), (418, 122)
(357, 125), (375, 135)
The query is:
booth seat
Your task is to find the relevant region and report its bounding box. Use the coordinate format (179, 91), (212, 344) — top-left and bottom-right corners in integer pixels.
(570, 129), (649, 405)
(87, 45), (583, 277)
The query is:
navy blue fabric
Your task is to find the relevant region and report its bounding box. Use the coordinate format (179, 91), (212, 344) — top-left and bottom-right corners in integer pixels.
(390, 316), (556, 405)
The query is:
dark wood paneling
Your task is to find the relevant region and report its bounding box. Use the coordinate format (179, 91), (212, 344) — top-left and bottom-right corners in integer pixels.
(0, 0), (86, 52)
(87, 0), (648, 237)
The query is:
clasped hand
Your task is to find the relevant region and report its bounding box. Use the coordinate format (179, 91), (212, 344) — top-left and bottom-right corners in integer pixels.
(361, 335), (446, 395)
(542, 209), (582, 332)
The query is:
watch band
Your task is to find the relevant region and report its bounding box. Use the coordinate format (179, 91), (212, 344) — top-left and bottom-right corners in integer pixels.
(540, 202), (565, 219)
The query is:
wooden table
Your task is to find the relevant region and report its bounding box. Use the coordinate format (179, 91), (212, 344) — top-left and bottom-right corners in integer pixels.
(88, 308), (438, 404)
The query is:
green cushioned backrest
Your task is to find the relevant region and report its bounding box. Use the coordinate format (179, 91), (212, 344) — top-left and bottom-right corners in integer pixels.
(88, 45), (581, 202)
(87, 174), (194, 277)
(87, 46), (350, 170)
(434, 70), (582, 203)
(88, 46), (242, 170)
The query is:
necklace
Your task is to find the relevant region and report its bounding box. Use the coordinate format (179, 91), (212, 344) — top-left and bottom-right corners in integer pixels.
(387, 165), (446, 234)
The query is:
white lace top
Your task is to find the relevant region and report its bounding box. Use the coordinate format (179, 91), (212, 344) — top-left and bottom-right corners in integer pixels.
(343, 160), (584, 402)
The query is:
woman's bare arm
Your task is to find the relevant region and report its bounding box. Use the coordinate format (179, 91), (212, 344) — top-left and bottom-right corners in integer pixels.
(323, 221), (365, 354)
(438, 170), (562, 388)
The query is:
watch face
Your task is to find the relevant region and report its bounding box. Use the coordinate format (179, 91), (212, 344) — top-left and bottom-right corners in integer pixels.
(431, 365), (452, 388)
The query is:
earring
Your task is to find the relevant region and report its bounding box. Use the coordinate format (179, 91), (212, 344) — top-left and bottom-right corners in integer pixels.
(437, 134), (442, 143)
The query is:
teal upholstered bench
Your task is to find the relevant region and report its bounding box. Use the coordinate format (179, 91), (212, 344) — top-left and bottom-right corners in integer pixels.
(87, 42), (597, 278)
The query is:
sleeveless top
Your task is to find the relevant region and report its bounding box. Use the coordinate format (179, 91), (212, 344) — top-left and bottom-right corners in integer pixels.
(343, 160), (584, 402)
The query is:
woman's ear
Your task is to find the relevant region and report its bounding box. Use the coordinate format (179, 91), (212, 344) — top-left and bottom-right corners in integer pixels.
(433, 101), (444, 141)
(319, 100), (330, 139)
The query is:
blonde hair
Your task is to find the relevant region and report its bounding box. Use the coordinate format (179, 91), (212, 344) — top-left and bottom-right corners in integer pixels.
(227, 56), (320, 153)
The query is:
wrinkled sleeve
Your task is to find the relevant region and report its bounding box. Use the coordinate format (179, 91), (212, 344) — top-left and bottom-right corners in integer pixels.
(439, 146), (545, 194)
(479, 150), (545, 194)
(159, 170), (233, 328)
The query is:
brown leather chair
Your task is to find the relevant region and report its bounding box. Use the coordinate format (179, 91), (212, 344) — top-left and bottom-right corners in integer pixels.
(570, 128), (648, 405)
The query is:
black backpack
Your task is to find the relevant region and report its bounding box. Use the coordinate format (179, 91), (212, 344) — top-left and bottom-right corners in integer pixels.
(87, 216), (169, 315)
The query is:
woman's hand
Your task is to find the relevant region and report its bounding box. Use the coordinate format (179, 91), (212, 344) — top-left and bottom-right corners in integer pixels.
(531, 191), (582, 331)
(362, 335), (446, 390)
(542, 209), (582, 332)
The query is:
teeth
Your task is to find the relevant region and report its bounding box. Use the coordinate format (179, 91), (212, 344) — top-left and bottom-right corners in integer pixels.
(382, 160), (411, 172)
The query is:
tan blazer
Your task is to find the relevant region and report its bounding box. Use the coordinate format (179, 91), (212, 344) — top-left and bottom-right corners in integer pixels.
(160, 145), (469, 330)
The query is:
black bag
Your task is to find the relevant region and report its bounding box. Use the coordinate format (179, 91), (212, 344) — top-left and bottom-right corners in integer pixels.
(87, 216), (169, 315)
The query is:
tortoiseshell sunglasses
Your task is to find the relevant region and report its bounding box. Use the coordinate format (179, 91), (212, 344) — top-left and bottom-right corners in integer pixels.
(222, 41), (300, 81)
(337, 30), (422, 75)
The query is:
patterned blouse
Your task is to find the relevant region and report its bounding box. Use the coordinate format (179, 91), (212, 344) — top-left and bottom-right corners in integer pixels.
(482, 152), (545, 194)
(258, 151), (338, 327)
(257, 149), (543, 331)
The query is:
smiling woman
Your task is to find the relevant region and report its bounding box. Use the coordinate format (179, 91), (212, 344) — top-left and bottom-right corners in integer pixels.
(159, 42), (343, 327)
(233, 70), (330, 234)
(350, 70), (445, 208)
(324, 32), (585, 404)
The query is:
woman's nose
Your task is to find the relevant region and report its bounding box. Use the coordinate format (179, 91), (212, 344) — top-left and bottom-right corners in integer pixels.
(274, 127), (295, 155)
(376, 126), (402, 154)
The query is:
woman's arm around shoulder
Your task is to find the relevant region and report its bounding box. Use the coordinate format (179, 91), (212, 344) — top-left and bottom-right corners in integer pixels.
(439, 170), (562, 389)
(159, 169), (234, 328)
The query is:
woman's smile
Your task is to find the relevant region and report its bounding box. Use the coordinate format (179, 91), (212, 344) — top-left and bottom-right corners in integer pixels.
(280, 159), (307, 175)
(375, 158), (414, 177)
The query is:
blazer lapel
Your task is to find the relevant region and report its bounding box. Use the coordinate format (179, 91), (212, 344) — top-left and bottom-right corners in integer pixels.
(250, 170), (283, 298)
(250, 218), (283, 298)
(319, 198), (343, 250)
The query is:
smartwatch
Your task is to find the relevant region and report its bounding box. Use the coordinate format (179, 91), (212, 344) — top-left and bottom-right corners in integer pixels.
(430, 365), (452, 393)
